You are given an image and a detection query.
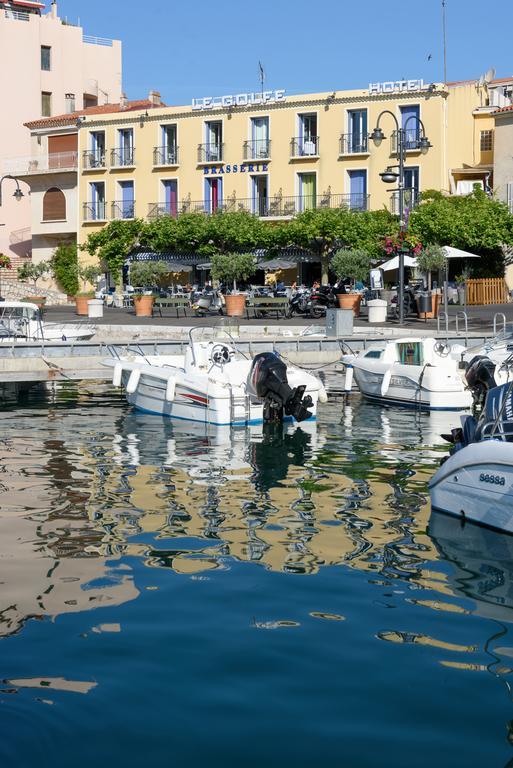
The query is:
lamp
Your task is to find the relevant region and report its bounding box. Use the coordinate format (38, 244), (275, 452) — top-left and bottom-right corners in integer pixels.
(419, 135), (432, 155)
(0, 175), (24, 206)
(369, 126), (386, 147)
(13, 186), (24, 201)
(379, 167), (399, 184)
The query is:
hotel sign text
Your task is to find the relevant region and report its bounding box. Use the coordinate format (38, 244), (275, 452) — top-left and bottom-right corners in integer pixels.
(368, 79), (429, 95)
(192, 89), (286, 111)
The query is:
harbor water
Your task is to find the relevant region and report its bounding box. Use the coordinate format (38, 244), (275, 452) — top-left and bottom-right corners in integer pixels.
(1, 384), (513, 767)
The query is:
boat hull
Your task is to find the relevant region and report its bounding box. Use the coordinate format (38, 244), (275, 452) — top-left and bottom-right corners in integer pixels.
(351, 366), (471, 411)
(429, 441), (513, 532)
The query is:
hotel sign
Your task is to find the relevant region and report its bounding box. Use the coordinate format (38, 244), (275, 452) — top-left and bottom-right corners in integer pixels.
(368, 79), (429, 95)
(192, 89), (286, 111)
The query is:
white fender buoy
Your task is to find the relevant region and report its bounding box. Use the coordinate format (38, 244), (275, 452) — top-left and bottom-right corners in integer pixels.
(318, 383), (328, 403)
(126, 369), (141, 394)
(165, 377), (176, 402)
(344, 365), (354, 393)
(112, 362), (123, 387)
(381, 369), (392, 396)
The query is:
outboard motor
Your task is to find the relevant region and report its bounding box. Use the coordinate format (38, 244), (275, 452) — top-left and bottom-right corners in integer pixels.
(475, 382), (513, 442)
(465, 355), (497, 410)
(247, 352), (313, 423)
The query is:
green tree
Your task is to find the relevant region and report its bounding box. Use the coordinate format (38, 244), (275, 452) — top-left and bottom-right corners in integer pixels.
(81, 218), (145, 288)
(409, 189), (513, 277)
(18, 260), (51, 291)
(416, 244), (447, 290)
(330, 249), (371, 286)
(210, 252), (257, 292)
(129, 260), (169, 289)
(51, 243), (79, 296)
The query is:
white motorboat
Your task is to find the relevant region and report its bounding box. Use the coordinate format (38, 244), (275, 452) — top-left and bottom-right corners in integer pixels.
(106, 329), (327, 426)
(429, 372), (513, 533)
(341, 337), (472, 411)
(0, 301), (95, 342)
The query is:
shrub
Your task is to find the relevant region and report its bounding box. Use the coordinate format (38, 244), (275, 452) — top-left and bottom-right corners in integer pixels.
(18, 261), (51, 290)
(51, 243), (79, 296)
(330, 248), (371, 285)
(129, 260), (169, 290)
(210, 252), (256, 292)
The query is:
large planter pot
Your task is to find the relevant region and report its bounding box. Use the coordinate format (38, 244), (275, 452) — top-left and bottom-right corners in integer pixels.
(134, 295), (155, 317)
(75, 296), (93, 315)
(24, 296), (46, 310)
(337, 293), (361, 317)
(418, 292), (441, 320)
(223, 293), (246, 317)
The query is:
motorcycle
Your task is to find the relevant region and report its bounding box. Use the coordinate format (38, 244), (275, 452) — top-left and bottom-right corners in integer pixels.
(288, 287), (311, 317)
(191, 288), (224, 317)
(390, 284), (419, 318)
(308, 285), (337, 318)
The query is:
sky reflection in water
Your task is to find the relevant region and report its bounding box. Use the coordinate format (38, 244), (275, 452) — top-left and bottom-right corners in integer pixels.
(1, 383), (513, 768)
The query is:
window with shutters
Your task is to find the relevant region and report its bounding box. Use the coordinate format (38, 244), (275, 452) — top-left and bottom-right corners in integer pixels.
(42, 187), (66, 221)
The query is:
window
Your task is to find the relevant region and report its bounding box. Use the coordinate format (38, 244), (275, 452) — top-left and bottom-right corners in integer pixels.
(88, 131), (106, 167)
(346, 110), (368, 153)
(41, 45), (51, 71)
(41, 91), (51, 117)
(400, 105), (420, 149)
(204, 177), (222, 213)
(160, 124), (178, 164)
(65, 93), (75, 114)
(480, 130), (493, 152)
(249, 117), (270, 159)
(83, 94), (98, 109)
(298, 173), (316, 211)
(42, 187), (66, 221)
(251, 175), (268, 216)
(115, 128), (134, 166)
(204, 121), (222, 161)
(297, 114), (318, 155)
(162, 180), (178, 216)
(116, 181), (135, 219)
(348, 170), (367, 210)
(88, 182), (105, 220)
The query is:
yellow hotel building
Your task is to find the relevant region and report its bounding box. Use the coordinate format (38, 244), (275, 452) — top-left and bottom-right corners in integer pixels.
(76, 77), (499, 260)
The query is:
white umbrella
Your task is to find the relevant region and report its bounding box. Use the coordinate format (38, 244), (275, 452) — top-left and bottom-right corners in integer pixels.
(380, 254), (418, 272)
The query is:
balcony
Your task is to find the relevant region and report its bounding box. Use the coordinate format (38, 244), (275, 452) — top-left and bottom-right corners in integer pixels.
(197, 143), (224, 163)
(243, 139), (271, 161)
(147, 193), (369, 221)
(83, 202), (108, 222)
(82, 149), (106, 170)
(4, 151), (78, 176)
(290, 136), (320, 158)
(339, 133), (369, 155)
(111, 201), (136, 220)
(110, 148), (135, 168)
(391, 129), (422, 154)
(82, 35), (114, 47)
(153, 146), (179, 166)
(390, 188), (420, 215)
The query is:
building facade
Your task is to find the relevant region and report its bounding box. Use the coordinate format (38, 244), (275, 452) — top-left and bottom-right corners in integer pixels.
(0, 0), (121, 270)
(76, 76), (509, 265)
(493, 105), (513, 212)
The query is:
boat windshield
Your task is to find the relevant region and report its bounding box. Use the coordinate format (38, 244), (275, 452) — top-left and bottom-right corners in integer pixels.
(396, 342), (424, 366)
(0, 306), (37, 321)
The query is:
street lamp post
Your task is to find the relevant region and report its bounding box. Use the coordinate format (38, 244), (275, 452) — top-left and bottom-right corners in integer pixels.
(0, 175), (24, 207)
(369, 111), (431, 324)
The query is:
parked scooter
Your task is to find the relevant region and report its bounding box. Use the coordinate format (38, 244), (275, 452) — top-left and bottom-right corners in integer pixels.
(288, 287), (311, 317)
(308, 284), (337, 318)
(390, 284), (419, 318)
(191, 288), (224, 317)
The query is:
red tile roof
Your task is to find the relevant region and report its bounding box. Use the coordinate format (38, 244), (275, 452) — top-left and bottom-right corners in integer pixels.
(25, 98), (165, 130)
(0, 0), (45, 7)
(494, 105), (513, 114)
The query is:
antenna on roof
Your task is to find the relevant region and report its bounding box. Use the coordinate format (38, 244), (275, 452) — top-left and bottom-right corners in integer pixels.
(484, 67), (496, 84)
(441, 0), (447, 84)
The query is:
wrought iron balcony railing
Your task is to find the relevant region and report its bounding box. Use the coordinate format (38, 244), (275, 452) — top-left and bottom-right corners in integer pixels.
(111, 200), (136, 220)
(290, 136), (320, 157)
(82, 150), (106, 169)
(197, 143), (224, 163)
(110, 148), (135, 167)
(243, 139), (271, 160)
(153, 146), (179, 166)
(147, 193), (369, 220)
(390, 188), (420, 215)
(339, 133), (369, 154)
(83, 202), (107, 221)
(391, 129), (422, 154)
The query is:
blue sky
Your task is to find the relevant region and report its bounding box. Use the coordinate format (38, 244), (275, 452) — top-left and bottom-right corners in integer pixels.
(61, 0), (513, 105)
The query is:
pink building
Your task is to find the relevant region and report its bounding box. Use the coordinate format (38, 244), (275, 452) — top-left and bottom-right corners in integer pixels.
(0, 0), (121, 271)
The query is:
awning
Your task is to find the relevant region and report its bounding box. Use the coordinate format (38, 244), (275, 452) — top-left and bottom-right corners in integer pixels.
(380, 254), (418, 271)
(441, 246), (481, 260)
(256, 258), (297, 270)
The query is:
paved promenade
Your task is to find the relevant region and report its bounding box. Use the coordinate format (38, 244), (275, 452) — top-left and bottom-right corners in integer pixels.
(42, 302), (513, 334)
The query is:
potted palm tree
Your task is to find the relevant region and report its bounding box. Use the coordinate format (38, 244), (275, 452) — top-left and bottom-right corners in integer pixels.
(75, 264), (102, 315)
(129, 260), (169, 317)
(416, 245), (446, 318)
(18, 260), (51, 308)
(330, 248), (370, 317)
(211, 252), (256, 317)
